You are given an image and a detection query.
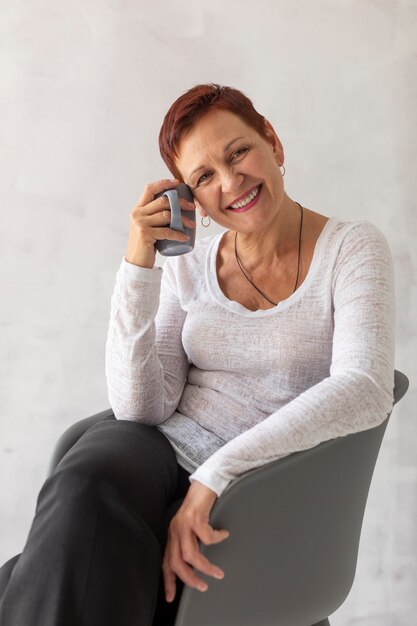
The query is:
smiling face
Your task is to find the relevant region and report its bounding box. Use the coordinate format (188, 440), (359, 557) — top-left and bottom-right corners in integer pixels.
(175, 109), (286, 234)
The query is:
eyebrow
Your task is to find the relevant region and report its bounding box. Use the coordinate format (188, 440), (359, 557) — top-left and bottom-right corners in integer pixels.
(188, 136), (246, 180)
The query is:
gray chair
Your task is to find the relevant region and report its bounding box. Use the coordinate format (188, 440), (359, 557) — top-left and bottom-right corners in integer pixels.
(48, 370), (409, 626)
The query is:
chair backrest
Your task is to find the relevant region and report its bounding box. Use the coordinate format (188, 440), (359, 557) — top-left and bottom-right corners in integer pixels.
(175, 370), (409, 626)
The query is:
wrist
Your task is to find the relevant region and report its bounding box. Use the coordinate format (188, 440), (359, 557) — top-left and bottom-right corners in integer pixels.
(124, 255), (154, 269)
(125, 233), (156, 268)
(186, 480), (218, 505)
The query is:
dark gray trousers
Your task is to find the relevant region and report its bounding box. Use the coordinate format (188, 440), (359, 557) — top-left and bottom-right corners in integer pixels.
(0, 419), (191, 626)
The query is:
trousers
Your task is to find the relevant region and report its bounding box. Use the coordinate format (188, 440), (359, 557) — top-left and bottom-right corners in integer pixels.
(0, 418), (191, 626)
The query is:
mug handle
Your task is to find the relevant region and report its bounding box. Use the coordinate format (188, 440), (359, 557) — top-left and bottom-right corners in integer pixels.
(161, 190), (185, 233)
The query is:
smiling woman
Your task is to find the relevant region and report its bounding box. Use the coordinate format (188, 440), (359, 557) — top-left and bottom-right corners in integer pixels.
(159, 88), (325, 311)
(0, 84), (395, 626)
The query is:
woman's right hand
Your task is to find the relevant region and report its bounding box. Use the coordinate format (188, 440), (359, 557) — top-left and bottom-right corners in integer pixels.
(125, 179), (196, 269)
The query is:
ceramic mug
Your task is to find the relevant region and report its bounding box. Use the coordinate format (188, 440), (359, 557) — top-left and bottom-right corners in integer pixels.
(154, 183), (196, 256)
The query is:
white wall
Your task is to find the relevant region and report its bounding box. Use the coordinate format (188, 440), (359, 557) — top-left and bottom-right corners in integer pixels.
(1, 1), (416, 623)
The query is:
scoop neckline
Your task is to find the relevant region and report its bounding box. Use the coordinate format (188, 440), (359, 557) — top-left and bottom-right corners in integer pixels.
(205, 217), (338, 316)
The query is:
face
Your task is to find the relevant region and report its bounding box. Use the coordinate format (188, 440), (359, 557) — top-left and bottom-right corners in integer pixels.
(175, 109), (285, 234)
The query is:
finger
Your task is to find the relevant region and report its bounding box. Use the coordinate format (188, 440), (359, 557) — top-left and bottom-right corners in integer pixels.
(169, 533), (209, 593)
(162, 560), (177, 603)
(174, 559), (209, 593)
(152, 226), (191, 243)
(149, 194), (196, 214)
(139, 196), (196, 223)
(182, 214), (196, 229)
(136, 194), (173, 217)
(198, 524), (230, 546)
(138, 179), (181, 206)
(145, 207), (196, 230)
(181, 534), (225, 580)
(179, 197), (197, 212)
(145, 208), (174, 228)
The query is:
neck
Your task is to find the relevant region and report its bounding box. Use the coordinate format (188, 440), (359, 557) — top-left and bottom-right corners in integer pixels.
(233, 197), (304, 305)
(233, 195), (303, 270)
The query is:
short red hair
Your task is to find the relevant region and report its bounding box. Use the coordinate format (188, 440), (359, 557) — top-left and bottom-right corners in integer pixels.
(158, 83), (267, 179)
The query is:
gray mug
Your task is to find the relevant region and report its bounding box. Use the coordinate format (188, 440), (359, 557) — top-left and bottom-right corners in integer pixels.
(155, 183), (196, 256)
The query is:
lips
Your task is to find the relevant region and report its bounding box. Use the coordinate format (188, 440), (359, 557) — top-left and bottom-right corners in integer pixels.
(227, 184), (262, 212)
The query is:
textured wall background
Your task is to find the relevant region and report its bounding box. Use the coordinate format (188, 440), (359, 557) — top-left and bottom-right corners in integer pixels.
(1, 1), (416, 623)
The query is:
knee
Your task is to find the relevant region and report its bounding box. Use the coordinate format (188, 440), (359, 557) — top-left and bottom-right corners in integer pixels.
(45, 420), (177, 507)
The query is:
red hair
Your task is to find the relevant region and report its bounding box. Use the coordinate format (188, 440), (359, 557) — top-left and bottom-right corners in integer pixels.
(158, 83), (267, 179)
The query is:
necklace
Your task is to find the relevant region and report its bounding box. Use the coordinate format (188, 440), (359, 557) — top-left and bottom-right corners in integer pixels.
(234, 202), (304, 307)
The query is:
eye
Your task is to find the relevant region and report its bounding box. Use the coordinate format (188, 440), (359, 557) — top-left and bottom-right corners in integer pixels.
(196, 171), (213, 186)
(231, 147), (249, 160)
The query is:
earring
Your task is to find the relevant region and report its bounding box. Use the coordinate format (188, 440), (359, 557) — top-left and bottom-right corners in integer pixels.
(280, 164), (286, 177)
(201, 216), (211, 228)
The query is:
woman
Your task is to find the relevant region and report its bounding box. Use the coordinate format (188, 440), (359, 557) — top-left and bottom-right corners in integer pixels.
(0, 84), (395, 626)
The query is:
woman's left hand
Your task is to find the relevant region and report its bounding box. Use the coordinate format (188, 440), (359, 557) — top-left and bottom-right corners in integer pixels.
(162, 480), (230, 602)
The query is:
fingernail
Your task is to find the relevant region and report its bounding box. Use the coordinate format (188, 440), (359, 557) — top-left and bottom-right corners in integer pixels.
(198, 583), (208, 592)
(214, 571), (224, 580)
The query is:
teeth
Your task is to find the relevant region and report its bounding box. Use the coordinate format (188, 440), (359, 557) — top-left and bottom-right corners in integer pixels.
(230, 185), (260, 209)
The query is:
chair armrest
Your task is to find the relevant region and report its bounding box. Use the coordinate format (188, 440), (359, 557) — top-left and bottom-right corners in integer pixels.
(176, 369), (409, 626)
(176, 416), (390, 626)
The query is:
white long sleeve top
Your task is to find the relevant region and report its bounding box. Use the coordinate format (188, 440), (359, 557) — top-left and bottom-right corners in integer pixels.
(105, 217), (395, 496)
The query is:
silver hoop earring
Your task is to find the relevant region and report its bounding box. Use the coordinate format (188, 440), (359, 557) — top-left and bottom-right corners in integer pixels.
(201, 216), (211, 228)
(280, 164), (286, 177)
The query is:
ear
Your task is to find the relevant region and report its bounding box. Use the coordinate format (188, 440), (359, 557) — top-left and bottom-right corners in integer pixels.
(263, 119), (285, 166)
(194, 198), (207, 218)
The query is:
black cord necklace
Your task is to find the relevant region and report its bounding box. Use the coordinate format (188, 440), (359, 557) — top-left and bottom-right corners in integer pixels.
(234, 202), (304, 307)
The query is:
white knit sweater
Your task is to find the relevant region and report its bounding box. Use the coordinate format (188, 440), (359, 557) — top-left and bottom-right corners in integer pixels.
(105, 217), (395, 496)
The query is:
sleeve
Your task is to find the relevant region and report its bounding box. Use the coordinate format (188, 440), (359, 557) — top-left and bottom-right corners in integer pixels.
(105, 257), (190, 423)
(190, 222), (395, 496)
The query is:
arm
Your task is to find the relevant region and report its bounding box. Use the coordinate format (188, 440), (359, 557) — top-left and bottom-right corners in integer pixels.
(190, 221), (395, 496)
(105, 258), (190, 423)
(105, 178), (196, 423)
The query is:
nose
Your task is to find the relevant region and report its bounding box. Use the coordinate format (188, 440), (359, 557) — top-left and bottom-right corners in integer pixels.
(219, 167), (244, 194)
